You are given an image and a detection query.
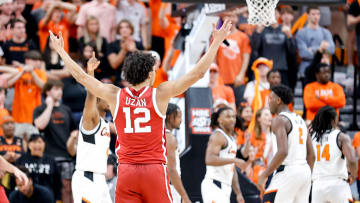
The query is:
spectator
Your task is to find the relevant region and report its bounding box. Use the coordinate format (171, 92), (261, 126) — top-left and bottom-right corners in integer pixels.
(347, 0), (360, 66)
(38, 2), (76, 53)
(43, 38), (65, 75)
(250, 8), (297, 87)
(0, 88), (10, 136)
(0, 0), (15, 42)
(235, 101), (252, 145)
(33, 79), (77, 203)
(280, 6), (294, 29)
(116, 0), (149, 49)
(303, 63), (346, 122)
(16, 133), (62, 202)
(78, 17), (111, 81)
(352, 131), (360, 198)
(105, 154), (117, 203)
(13, 0), (25, 23)
(76, 0), (116, 43)
(216, 13), (251, 98)
(296, 6), (335, 79)
(107, 19), (144, 86)
(6, 50), (47, 124)
(255, 69), (282, 109)
(250, 108), (272, 161)
(9, 166), (55, 203)
(304, 49), (331, 86)
(208, 63), (236, 110)
(2, 19), (37, 65)
(0, 115), (23, 164)
(243, 57), (272, 106)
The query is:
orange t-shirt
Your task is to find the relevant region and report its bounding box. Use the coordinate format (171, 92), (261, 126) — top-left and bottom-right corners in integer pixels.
(153, 68), (168, 88)
(352, 132), (360, 179)
(236, 128), (245, 145)
(216, 30), (251, 85)
(211, 85), (235, 105)
(303, 82), (346, 121)
(149, 0), (165, 38)
(38, 18), (70, 53)
(12, 68), (47, 123)
(0, 108), (9, 136)
(250, 132), (266, 159)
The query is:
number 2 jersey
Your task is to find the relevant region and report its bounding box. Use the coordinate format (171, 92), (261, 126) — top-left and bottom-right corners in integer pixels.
(311, 129), (347, 181)
(114, 87), (167, 164)
(271, 112), (308, 166)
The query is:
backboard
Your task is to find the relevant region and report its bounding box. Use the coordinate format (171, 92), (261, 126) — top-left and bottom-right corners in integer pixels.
(163, 0), (346, 5)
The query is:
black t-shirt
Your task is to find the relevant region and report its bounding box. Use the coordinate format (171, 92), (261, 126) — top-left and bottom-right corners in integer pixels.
(107, 40), (144, 85)
(9, 184), (55, 203)
(16, 154), (62, 201)
(79, 37), (113, 80)
(62, 77), (86, 112)
(0, 137), (24, 157)
(349, 0), (360, 34)
(2, 39), (37, 64)
(33, 104), (77, 159)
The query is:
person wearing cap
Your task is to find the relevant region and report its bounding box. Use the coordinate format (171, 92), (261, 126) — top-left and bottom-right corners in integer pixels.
(209, 63), (236, 111)
(16, 133), (62, 203)
(243, 57), (272, 106)
(5, 50), (47, 124)
(0, 115), (23, 164)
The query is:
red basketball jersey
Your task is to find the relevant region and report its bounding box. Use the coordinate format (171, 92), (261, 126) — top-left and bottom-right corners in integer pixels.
(114, 86), (167, 164)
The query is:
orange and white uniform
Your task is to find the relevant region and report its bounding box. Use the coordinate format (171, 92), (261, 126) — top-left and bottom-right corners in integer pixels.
(311, 129), (353, 203)
(201, 128), (237, 203)
(263, 112), (311, 203)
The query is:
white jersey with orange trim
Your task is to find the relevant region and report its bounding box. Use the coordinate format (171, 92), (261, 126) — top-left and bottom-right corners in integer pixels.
(75, 117), (111, 174)
(312, 129), (348, 181)
(278, 111), (308, 166)
(204, 128), (237, 185)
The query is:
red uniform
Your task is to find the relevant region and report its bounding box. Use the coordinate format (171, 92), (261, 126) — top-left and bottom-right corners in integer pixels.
(114, 86), (173, 203)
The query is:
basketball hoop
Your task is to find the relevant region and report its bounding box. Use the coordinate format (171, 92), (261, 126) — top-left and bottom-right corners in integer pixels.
(246, 0), (279, 26)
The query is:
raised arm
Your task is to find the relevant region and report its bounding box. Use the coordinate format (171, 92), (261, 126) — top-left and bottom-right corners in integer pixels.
(82, 52), (101, 131)
(156, 20), (232, 114)
(49, 31), (119, 114)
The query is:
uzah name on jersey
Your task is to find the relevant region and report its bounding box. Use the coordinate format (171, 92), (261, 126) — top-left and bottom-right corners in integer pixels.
(125, 97), (147, 107)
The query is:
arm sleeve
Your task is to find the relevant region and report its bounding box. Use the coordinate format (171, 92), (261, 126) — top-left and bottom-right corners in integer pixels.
(285, 36), (298, 58)
(250, 31), (263, 59)
(322, 84), (346, 108)
(296, 29), (314, 59)
(303, 84), (327, 110)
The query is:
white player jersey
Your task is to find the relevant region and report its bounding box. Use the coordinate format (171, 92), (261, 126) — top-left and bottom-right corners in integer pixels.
(75, 117), (111, 174)
(205, 128), (237, 185)
(312, 129), (347, 181)
(276, 112), (308, 166)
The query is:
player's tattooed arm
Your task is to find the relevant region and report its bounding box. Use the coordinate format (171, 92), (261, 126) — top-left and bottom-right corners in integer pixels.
(339, 133), (357, 180)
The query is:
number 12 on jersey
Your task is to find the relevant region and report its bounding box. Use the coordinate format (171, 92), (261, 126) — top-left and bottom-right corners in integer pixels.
(123, 107), (151, 133)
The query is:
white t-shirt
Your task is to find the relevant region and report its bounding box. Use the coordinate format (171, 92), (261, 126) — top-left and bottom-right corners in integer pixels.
(243, 80), (269, 105)
(116, 1), (146, 42)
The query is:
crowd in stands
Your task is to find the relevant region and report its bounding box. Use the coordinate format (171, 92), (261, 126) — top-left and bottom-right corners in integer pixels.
(0, 0), (359, 202)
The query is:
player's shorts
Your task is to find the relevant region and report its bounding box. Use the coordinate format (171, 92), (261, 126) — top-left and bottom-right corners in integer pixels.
(263, 164), (311, 203)
(170, 184), (181, 203)
(312, 178), (353, 203)
(201, 177), (231, 203)
(72, 170), (112, 203)
(115, 164), (173, 203)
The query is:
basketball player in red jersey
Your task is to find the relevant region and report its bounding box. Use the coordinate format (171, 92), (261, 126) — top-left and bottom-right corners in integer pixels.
(49, 20), (232, 203)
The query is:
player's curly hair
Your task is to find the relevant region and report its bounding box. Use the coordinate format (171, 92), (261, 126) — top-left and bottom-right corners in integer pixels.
(271, 85), (293, 105)
(310, 106), (337, 143)
(210, 107), (233, 130)
(122, 51), (156, 86)
(166, 103), (180, 122)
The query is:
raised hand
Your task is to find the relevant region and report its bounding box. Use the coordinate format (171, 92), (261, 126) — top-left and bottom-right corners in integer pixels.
(49, 31), (64, 52)
(212, 19), (232, 43)
(13, 166), (29, 187)
(87, 52), (100, 74)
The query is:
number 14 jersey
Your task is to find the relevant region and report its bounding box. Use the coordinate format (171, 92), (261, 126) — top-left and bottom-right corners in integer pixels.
(114, 87), (167, 164)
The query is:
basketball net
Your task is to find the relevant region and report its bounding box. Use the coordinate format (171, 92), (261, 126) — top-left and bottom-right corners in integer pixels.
(246, 0), (280, 26)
